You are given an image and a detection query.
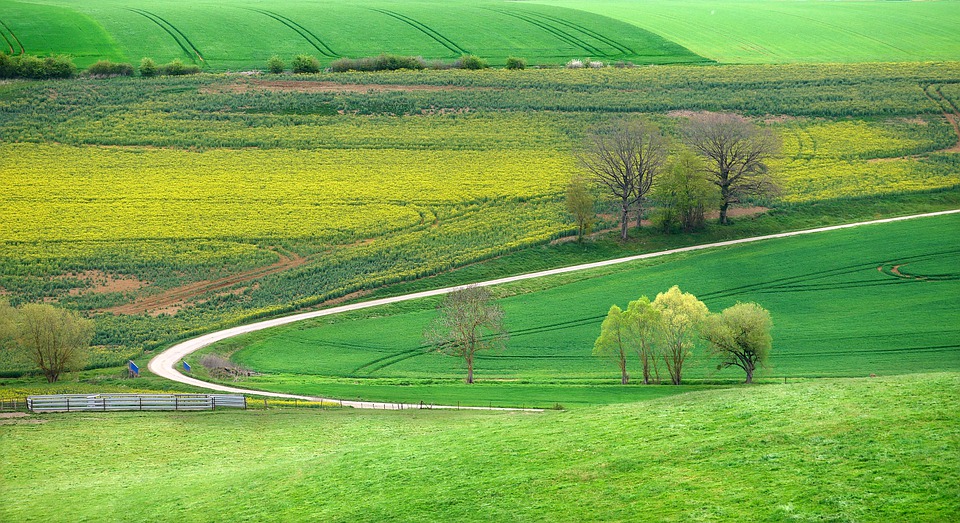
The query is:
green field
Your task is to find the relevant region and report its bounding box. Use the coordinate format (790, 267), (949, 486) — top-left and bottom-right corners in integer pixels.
(1, 0), (959, 69)
(192, 214), (960, 407)
(2, 373), (957, 522)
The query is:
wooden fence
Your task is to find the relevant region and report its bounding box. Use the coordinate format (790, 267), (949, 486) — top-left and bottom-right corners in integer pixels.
(27, 394), (246, 413)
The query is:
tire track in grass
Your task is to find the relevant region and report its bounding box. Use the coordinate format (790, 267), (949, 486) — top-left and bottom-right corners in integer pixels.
(245, 8), (337, 57)
(521, 10), (635, 55)
(0, 18), (24, 55)
(128, 8), (205, 66)
(486, 8), (606, 57)
(369, 9), (468, 56)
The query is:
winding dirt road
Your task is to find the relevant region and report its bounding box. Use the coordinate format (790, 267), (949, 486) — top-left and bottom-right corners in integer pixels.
(149, 209), (960, 410)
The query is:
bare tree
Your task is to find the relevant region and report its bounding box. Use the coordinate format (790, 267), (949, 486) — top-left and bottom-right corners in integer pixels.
(565, 174), (596, 243)
(577, 120), (667, 240)
(425, 286), (508, 384)
(17, 303), (94, 383)
(682, 113), (780, 225)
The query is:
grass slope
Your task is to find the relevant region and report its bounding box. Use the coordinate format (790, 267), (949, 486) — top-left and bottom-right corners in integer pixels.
(1, 373), (957, 521)
(0, 0), (706, 69)
(539, 0), (960, 64)
(214, 214), (960, 407)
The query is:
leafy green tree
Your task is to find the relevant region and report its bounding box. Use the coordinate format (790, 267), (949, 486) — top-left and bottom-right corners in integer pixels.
(266, 55), (285, 74)
(625, 297), (661, 384)
(682, 112), (779, 225)
(0, 300), (16, 350)
(653, 149), (717, 233)
(505, 57), (526, 70)
(565, 175), (596, 242)
(652, 286), (708, 385)
(704, 302), (773, 383)
(17, 303), (95, 383)
(426, 286), (507, 384)
(594, 305), (631, 384)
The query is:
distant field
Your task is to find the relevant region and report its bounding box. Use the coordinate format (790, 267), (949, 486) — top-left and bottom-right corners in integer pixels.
(540, 0), (960, 64)
(201, 214), (960, 407)
(1, 64), (958, 374)
(2, 0), (959, 68)
(2, 373), (957, 521)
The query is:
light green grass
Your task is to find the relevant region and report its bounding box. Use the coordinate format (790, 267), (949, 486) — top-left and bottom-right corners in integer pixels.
(4, 0), (960, 68)
(1, 373), (957, 522)
(538, 0), (960, 64)
(212, 214), (960, 407)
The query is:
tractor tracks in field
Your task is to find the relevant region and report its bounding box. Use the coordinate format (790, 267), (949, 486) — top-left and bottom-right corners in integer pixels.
(370, 9), (468, 56)
(0, 18), (24, 56)
(104, 248), (308, 316)
(244, 8), (338, 58)
(922, 83), (960, 153)
(128, 8), (205, 66)
(485, 7), (632, 58)
(149, 210), (960, 409)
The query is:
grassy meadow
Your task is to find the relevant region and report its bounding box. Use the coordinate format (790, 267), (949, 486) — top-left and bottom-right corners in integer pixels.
(1, 373), (957, 522)
(2, 0), (960, 69)
(193, 213), (960, 407)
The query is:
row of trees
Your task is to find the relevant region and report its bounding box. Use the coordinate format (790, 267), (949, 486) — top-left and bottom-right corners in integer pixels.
(594, 286), (772, 384)
(575, 113), (780, 240)
(0, 301), (94, 383)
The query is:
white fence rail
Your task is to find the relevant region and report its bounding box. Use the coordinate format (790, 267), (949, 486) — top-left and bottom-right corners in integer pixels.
(27, 394), (246, 413)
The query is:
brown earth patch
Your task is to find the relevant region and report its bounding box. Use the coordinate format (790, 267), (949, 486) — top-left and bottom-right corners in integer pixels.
(104, 249), (309, 317)
(62, 270), (146, 296)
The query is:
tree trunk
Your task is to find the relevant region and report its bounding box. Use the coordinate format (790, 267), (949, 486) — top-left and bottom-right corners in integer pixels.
(620, 201), (630, 241)
(621, 368), (629, 385)
(466, 355), (474, 384)
(635, 203), (643, 230)
(744, 363), (754, 384)
(719, 200), (730, 226)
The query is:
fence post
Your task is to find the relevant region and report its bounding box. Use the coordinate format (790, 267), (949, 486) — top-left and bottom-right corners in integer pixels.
(66, 397), (71, 412)
(175, 395), (179, 411)
(212, 396), (217, 411)
(264, 397), (267, 409)
(243, 397), (247, 410)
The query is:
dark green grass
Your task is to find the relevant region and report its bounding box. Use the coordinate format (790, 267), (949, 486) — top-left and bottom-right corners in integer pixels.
(1, 373), (957, 522)
(217, 213), (960, 406)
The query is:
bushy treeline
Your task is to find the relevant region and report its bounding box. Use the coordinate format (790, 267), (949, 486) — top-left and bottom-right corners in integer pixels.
(0, 53), (76, 79)
(267, 53), (495, 73)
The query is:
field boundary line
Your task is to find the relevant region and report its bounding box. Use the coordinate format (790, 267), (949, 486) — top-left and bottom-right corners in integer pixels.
(149, 209), (960, 410)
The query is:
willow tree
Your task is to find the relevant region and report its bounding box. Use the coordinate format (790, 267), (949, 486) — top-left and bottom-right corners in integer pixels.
(682, 113), (779, 225)
(594, 305), (631, 384)
(625, 296), (661, 385)
(652, 286), (708, 385)
(704, 302), (773, 384)
(577, 119), (667, 240)
(425, 286), (507, 384)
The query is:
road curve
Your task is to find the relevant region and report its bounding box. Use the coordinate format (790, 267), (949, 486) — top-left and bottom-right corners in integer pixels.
(149, 209), (960, 409)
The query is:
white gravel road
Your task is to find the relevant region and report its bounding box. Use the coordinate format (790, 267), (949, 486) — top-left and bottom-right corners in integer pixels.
(148, 209), (960, 410)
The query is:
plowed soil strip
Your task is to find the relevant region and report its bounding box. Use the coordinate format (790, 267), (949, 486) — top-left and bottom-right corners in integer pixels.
(105, 251), (307, 316)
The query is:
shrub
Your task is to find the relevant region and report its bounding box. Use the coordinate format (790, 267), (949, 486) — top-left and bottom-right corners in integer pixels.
(266, 55), (285, 74)
(613, 60), (635, 69)
(565, 59), (584, 69)
(455, 54), (488, 70)
(588, 60), (604, 69)
(291, 54), (321, 74)
(158, 59), (200, 76)
(505, 57), (526, 70)
(0, 53), (13, 78)
(329, 54), (425, 72)
(15, 55), (45, 78)
(139, 57), (157, 77)
(42, 55), (76, 78)
(86, 60), (134, 77)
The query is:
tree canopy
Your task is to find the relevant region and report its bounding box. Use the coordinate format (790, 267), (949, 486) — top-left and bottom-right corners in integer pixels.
(425, 286), (507, 384)
(704, 302), (773, 383)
